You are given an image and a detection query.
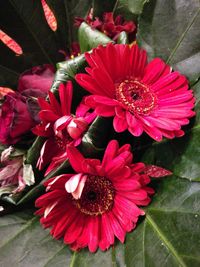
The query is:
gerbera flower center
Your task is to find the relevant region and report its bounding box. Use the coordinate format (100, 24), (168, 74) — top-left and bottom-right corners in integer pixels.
(115, 79), (157, 115)
(55, 133), (73, 150)
(73, 175), (115, 216)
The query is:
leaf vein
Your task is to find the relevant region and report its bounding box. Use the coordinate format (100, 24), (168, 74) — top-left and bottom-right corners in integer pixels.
(166, 7), (200, 64)
(146, 214), (187, 267)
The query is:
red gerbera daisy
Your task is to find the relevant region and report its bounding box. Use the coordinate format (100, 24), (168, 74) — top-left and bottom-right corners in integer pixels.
(35, 140), (171, 252)
(76, 44), (195, 141)
(32, 81), (96, 176)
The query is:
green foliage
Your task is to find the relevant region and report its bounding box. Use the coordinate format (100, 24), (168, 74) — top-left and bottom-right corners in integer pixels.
(0, 177), (200, 267)
(137, 0), (200, 82)
(78, 22), (112, 52)
(0, 0), (200, 266)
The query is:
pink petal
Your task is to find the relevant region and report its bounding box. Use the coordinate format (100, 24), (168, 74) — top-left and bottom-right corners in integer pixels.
(105, 156), (126, 177)
(107, 212), (125, 243)
(65, 173), (84, 193)
(59, 82), (73, 115)
(99, 215), (114, 250)
(48, 91), (62, 115)
(95, 104), (116, 116)
(64, 214), (84, 244)
(67, 146), (85, 173)
(113, 179), (141, 191)
(144, 165), (172, 178)
(71, 175), (87, 199)
(113, 115), (128, 132)
(142, 58), (168, 84)
(88, 217), (99, 252)
(102, 140), (119, 167)
(39, 110), (59, 122)
(54, 115), (72, 134)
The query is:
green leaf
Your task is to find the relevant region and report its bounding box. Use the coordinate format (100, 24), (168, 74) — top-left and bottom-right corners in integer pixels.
(117, 31), (129, 44)
(115, 0), (148, 19)
(80, 116), (113, 157)
(0, 0), (92, 87)
(137, 0), (200, 81)
(26, 137), (45, 167)
(125, 176), (200, 267)
(193, 78), (200, 104)
(0, 186), (15, 198)
(22, 163), (35, 186)
(0, 210), (115, 267)
(1, 176), (200, 266)
(78, 22), (112, 53)
(150, 129), (200, 182)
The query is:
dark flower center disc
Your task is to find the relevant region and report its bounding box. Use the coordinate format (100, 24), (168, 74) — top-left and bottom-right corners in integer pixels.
(115, 79), (157, 115)
(73, 175), (115, 216)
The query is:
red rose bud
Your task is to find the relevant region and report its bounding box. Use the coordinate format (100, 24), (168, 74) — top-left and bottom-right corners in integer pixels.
(18, 64), (55, 98)
(0, 92), (35, 144)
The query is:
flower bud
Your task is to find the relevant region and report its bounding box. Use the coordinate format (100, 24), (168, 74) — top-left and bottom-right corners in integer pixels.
(67, 117), (89, 139)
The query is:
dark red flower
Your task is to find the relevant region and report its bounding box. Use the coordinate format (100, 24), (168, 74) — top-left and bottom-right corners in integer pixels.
(0, 65), (55, 145)
(0, 87), (14, 99)
(75, 9), (136, 41)
(59, 42), (81, 60)
(35, 140), (171, 252)
(18, 64), (55, 98)
(32, 81), (96, 176)
(0, 92), (35, 144)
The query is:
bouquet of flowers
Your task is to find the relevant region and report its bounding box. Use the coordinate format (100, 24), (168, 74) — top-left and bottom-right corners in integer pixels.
(0, 0), (199, 266)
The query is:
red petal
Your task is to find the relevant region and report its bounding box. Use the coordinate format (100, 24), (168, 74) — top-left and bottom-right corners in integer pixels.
(0, 30), (23, 55)
(67, 146), (85, 173)
(144, 165), (172, 178)
(41, 0), (57, 31)
(59, 82), (73, 115)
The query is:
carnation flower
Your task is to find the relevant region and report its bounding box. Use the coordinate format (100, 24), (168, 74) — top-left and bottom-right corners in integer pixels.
(76, 44), (195, 141)
(35, 140), (171, 252)
(32, 81), (96, 176)
(75, 9), (136, 41)
(0, 146), (34, 195)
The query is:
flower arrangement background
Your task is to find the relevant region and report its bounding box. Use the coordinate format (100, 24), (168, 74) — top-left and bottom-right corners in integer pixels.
(0, 0), (200, 267)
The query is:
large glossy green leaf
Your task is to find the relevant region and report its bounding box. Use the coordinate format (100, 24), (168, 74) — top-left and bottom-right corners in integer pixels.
(125, 176), (200, 267)
(78, 22), (112, 52)
(0, 0), (92, 87)
(0, 176), (200, 267)
(1, 1), (200, 266)
(137, 0), (200, 81)
(115, 0), (149, 19)
(0, 210), (116, 267)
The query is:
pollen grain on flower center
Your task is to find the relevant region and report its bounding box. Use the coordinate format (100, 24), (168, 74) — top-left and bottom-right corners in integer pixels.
(72, 175), (115, 216)
(115, 79), (157, 115)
